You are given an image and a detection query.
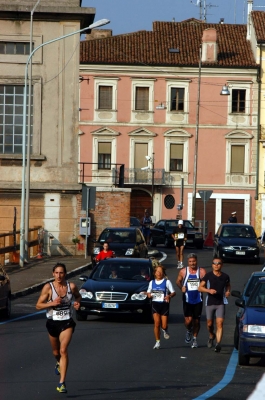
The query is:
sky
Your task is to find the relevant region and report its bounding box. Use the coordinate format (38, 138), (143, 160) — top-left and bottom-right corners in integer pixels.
(82, 0), (265, 35)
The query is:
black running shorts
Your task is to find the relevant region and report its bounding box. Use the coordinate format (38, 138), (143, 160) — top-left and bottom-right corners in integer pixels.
(152, 301), (170, 316)
(183, 301), (203, 319)
(46, 318), (76, 338)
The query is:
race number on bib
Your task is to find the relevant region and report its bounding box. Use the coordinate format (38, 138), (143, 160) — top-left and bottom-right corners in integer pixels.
(53, 309), (70, 321)
(178, 233), (184, 239)
(187, 281), (200, 291)
(152, 290), (164, 302)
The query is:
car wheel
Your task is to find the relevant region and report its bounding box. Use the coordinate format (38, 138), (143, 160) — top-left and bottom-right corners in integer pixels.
(2, 295), (11, 319)
(150, 237), (156, 247)
(238, 340), (250, 366)
(234, 326), (239, 350)
(164, 237), (170, 248)
(76, 311), (87, 321)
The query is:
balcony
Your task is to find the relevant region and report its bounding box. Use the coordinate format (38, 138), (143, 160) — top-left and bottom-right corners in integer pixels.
(124, 168), (172, 185)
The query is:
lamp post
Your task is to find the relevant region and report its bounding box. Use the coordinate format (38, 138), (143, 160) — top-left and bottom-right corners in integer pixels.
(25, 0), (42, 261)
(19, 18), (110, 267)
(145, 153), (155, 216)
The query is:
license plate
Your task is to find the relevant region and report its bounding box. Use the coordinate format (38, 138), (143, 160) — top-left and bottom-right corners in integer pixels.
(186, 240), (193, 243)
(102, 303), (119, 309)
(236, 251), (245, 255)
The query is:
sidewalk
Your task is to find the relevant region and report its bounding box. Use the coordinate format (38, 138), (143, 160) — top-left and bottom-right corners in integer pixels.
(5, 255), (92, 299)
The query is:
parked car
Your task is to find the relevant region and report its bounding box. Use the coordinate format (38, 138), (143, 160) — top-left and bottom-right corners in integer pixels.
(130, 216), (141, 228)
(91, 227), (148, 267)
(150, 219), (204, 249)
(0, 265), (11, 319)
(232, 271), (265, 350)
(76, 258), (153, 321)
(213, 223), (260, 263)
(234, 277), (265, 365)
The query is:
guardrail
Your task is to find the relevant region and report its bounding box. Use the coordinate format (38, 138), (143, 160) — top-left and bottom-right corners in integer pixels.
(0, 226), (42, 265)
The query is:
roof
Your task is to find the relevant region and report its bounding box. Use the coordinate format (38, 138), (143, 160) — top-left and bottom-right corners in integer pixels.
(252, 11), (265, 43)
(80, 19), (256, 68)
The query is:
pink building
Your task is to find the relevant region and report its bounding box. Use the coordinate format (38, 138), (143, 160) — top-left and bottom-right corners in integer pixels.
(79, 19), (258, 235)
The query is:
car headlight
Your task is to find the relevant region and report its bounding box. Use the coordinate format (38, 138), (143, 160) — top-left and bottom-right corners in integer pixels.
(247, 247), (259, 251)
(195, 233), (203, 238)
(125, 248), (134, 256)
(79, 289), (93, 299)
(93, 247), (100, 255)
(222, 246), (234, 250)
(131, 292), (147, 300)
(243, 325), (265, 334)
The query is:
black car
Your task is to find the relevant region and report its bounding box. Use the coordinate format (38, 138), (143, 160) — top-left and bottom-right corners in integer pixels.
(234, 277), (265, 365)
(91, 227), (148, 267)
(76, 258), (153, 321)
(232, 271), (265, 350)
(150, 219), (204, 249)
(213, 223), (260, 263)
(130, 216), (141, 228)
(0, 265), (11, 319)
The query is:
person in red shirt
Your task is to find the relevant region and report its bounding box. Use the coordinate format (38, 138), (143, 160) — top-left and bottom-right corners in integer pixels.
(95, 242), (115, 262)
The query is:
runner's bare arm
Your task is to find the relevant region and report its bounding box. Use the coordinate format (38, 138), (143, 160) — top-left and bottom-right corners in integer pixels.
(176, 269), (185, 291)
(36, 283), (58, 310)
(70, 283), (81, 310)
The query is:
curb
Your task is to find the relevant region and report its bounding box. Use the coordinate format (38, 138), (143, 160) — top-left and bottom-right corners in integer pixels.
(11, 262), (92, 300)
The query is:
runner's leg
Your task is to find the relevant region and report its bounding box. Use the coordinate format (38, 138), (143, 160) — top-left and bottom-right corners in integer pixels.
(58, 327), (73, 383)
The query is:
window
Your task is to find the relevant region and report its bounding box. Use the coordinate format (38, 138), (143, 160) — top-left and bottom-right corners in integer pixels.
(98, 142), (111, 169)
(135, 87), (149, 111)
(0, 42), (32, 55)
(232, 89), (246, 113)
(164, 195), (175, 209)
(170, 88), (184, 111)
(0, 85), (32, 154)
(98, 86), (112, 110)
(231, 145), (245, 173)
(170, 144), (183, 171)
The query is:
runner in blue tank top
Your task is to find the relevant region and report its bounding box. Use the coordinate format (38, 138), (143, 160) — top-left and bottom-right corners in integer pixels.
(176, 253), (206, 348)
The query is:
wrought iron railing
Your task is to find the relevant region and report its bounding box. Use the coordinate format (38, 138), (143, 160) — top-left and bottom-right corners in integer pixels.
(124, 168), (172, 185)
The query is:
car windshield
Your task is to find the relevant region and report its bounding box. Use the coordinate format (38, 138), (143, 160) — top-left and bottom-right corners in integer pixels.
(221, 226), (256, 238)
(248, 281), (265, 307)
(99, 230), (136, 243)
(91, 261), (152, 281)
(245, 276), (261, 297)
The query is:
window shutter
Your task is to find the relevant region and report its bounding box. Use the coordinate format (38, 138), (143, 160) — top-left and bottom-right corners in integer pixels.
(231, 145), (244, 173)
(98, 86), (112, 109)
(134, 143), (148, 168)
(135, 87), (149, 110)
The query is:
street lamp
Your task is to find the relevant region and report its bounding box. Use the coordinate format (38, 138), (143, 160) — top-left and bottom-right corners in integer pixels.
(145, 154), (155, 216)
(19, 18), (110, 267)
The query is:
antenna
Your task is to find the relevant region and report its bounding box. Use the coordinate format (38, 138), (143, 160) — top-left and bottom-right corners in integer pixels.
(191, 0), (218, 22)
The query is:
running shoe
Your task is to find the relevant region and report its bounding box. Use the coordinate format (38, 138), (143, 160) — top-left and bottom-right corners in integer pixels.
(55, 362), (60, 375)
(207, 333), (216, 348)
(191, 338), (198, 348)
(153, 341), (161, 350)
(177, 261), (182, 269)
(162, 329), (170, 339)
(57, 382), (67, 393)
(185, 330), (192, 343)
(215, 343), (221, 353)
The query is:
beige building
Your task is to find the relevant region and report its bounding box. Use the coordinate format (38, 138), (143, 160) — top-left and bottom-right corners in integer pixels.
(0, 0), (95, 255)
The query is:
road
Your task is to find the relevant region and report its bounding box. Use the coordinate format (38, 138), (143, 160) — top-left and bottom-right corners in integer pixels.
(0, 247), (264, 400)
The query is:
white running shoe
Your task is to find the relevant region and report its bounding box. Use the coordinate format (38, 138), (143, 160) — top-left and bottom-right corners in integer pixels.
(177, 261), (182, 269)
(153, 341), (161, 350)
(191, 338), (198, 348)
(162, 329), (170, 339)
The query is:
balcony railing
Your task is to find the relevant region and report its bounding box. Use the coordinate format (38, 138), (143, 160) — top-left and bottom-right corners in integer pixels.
(124, 168), (172, 185)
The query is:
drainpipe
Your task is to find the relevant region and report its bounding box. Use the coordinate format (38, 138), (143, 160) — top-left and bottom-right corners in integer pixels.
(255, 44), (262, 201)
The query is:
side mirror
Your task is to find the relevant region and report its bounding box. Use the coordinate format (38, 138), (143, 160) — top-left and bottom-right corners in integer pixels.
(235, 298), (245, 308)
(231, 290), (241, 298)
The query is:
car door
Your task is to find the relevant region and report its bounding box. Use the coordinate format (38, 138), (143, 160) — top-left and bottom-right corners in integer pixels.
(153, 220), (166, 244)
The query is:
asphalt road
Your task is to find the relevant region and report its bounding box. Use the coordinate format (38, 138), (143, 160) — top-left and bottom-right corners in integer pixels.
(1, 247), (265, 400)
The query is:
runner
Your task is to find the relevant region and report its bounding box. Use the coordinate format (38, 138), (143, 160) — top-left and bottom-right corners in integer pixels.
(141, 210), (152, 245)
(36, 262), (81, 393)
(176, 253), (206, 348)
(171, 220), (187, 268)
(147, 265), (176, 349)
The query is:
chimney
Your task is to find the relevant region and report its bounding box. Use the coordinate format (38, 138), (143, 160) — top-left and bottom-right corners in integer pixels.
(201, 28), (218, 63)
(247, 0), (253, 40)
(219, 18), (224, 24)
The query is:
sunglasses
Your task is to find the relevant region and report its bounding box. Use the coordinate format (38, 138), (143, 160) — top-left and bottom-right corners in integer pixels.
(212, 262), (222, 265)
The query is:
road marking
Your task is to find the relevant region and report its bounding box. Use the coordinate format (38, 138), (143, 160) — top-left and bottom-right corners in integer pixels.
(0, 310), (45, 325)
(159, 252), (167, 263)
(192, 348), (238, 399)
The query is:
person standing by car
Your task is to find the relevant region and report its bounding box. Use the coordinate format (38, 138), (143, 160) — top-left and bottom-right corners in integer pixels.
(176, 253), (206, 348)
(141, 210), (152, 245)
(171, 220), (187, 268)
(228, 211), (237, 223)
(36, 263), (81, 393)
(147, 265), (176, 349)
(95, 242), (115, 263)
(198, 258), (231, 353)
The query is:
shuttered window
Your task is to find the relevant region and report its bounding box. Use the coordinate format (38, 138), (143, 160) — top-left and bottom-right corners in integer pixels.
(231, 145), (244, 173)
(98, 142), (111, 169)
(232, 89), (246, 113)
(170, 88), (185, 111)
(134, 143), (148, 168)
(135, 87), (149, 111)
(98, 86), (112, 110)
(170, 144), (183, 171)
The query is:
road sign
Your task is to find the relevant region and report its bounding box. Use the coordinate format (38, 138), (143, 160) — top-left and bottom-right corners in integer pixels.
(198, 190), (213, 203)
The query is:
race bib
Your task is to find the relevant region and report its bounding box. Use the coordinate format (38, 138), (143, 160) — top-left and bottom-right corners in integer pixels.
(187, 281), (200, 291)
(145, 224), (150, 228)
(178, 233), (184, 239)
(152, 290), (164, 302)
(52, 309), (70, 321)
